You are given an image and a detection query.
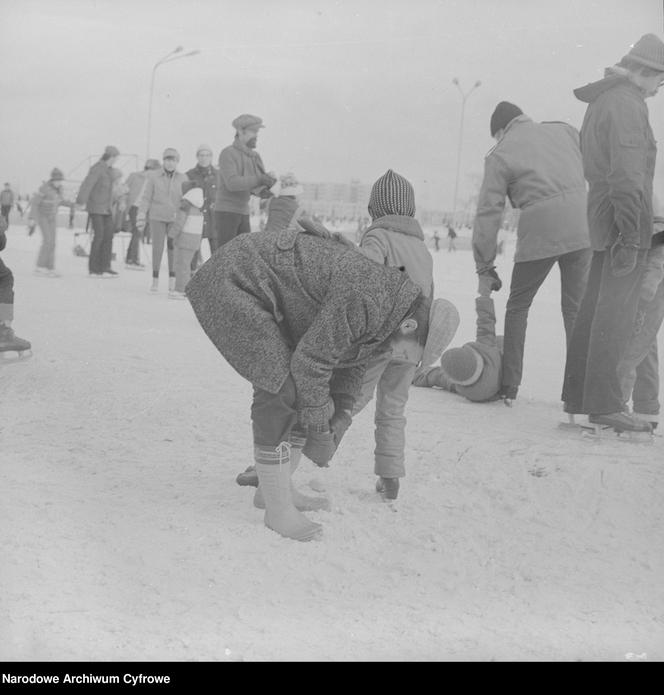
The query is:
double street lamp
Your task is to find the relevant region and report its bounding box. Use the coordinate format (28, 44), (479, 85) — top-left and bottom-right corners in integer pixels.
(450, 77), (481, 229)
(146, 46), (201, 161)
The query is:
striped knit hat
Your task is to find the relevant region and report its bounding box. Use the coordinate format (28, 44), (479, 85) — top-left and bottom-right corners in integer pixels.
(368, 169), (415, 220)
(440, 345), (483, 386)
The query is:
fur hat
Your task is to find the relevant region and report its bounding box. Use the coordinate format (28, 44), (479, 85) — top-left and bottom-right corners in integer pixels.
(50, 168), (65, 181)
(368, 169), (415, 219)
(182, 187), (204, 209)
(421, 299), (460, 368)
(440, 345), (484, 386)
(621, 33), (664, 72)
(277, 172), (303, 197)
(490, 102), (523, 137)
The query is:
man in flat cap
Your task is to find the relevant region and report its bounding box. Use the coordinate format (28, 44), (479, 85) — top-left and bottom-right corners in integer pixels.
(76, 145), (121, 277)
(213, 114), (276, 247)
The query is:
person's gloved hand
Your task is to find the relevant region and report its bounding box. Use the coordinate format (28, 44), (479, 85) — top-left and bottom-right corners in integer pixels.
(258, 187), (273, 199)
(302, 426), (337, 468)
(477, 266), (502, 293)
(610, 237), (639, 277)
(330, 409), (352, 447)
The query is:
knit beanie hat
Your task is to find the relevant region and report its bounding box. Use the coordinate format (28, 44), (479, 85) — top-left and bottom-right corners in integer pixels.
(144, 158), (161, 170)
(196, 144), (213, 156)
(104, 145), (120, 158)
(440, 345), (483, 386)
(490, 102), (523, 137)
(621, 33), (664, 72)
(50, 168), (64, 181)
(368, 169), (415, 220)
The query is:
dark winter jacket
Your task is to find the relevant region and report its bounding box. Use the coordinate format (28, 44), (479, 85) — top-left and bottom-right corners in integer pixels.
(413, 297), (503, 402)
(574, 71), (657, 251)
(214, 139), (268, 215)
(186, 163), (218, 238)
(76, 161), (114, 215)
(186, 228), (422, 428)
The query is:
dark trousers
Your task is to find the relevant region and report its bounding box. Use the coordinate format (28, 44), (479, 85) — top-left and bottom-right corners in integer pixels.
(251, 376), (306, 448)
(502, 247), (591, 390)
(88, 213), (115, 274)
(562, 249), (648, 415)
(0, 255), (14, 322)
(215, 211), (251, 247)
(1, 206), (11, 224)
(125, 206), (141, 264)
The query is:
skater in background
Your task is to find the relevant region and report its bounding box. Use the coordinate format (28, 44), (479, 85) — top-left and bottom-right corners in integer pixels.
(124, 159), (161, 269)
(0, 183), (15, 225)
(413, 270), (503, 403)
(433, 229), (440, 251)
(473, 101), (591, 405)
(447, 224), (457, 252)
(186, 225), (431, 541)
(137, 148), (187, 293)
(110, 168), (128, 234)
(214, 114), (276, 246)
(562, 34), (664, 433)
(76, 145), (121, 277)
(0, 215), (31, 358)
(168, 185), (205, 300)
(29, 168), (75, 278)
(186, 144), (218, 267)
(616, 216), (664, 431)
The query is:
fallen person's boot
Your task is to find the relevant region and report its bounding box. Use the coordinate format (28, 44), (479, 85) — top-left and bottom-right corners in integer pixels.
(236, 466), (258, 487)
(376, 477), (399, 500)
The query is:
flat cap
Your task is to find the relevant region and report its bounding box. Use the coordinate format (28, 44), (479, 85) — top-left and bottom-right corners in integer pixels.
(231, 114), (264, 131)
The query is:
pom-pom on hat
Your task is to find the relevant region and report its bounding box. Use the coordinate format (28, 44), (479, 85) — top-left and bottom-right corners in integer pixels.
(368, 169), (415, 219)
(182, 187), (204, 209)
(440, 345), (483, 386)
(490, 102), (523, 137)
(622, 33), (664, 72)
(50, 168), (65, 181)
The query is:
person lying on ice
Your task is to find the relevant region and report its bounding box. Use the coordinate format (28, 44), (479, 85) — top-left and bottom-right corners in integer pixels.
(185, 226), (430, 541)
(412, 266), (504, 403)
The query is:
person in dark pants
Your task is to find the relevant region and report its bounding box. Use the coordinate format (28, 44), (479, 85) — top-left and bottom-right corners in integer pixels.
(185, 226), (429, 541)
(0, 216), (31, 356)
(76, 145), (121, 277)
(213, 114), (276, 246)
(124, 159), (161, 268)
(561, 34), (664, 432)
(473, 102), (591, 404)
(186, 144), (218, 267)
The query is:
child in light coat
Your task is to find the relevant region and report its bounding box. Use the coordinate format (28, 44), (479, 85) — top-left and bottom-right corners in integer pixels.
(168, 186), (205, 299)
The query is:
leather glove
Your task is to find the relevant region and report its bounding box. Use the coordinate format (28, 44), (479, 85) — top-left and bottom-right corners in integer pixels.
(477, 266), (502, 292)
(610, 237), (639, 277)
(330, 409), (352, 447)
(259, 173), (277, 188)
(302, 427), (337, 468)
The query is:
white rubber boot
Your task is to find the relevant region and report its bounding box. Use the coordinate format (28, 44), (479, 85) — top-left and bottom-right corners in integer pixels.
(254, 447), (330, 512)
(254, 444), (322, 541)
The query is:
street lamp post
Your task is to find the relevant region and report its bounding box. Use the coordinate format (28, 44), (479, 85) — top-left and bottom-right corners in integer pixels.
(450, 78), (481, 229)
(146, 47), (201, 161)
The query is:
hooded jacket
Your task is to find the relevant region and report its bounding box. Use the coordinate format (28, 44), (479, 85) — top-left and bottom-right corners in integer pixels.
(185, 228), (421, 428)
(473, 115), (590, 269)
(573, 71), (657, 251)
(359, 215), (433, 297)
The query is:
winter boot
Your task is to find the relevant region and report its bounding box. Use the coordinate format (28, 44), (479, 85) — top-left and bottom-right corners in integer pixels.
(376, 477), (400, 500)
(0, 324), (32, 355)
(149, 277), (158, 293)
(254, 447), (330, 512)
(254, 443), (322, 542)
(168, 276), (176, 292)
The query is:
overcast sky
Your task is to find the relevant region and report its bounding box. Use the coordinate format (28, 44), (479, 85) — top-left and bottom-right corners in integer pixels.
(1, 0), (663, 211)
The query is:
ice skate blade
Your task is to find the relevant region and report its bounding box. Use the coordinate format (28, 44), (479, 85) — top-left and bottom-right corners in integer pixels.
(0, 349), (33, 364)
(580, 424), (654, 444)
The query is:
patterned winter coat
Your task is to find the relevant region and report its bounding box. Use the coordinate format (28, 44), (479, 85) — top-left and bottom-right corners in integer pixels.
(186, 228), (422, 428)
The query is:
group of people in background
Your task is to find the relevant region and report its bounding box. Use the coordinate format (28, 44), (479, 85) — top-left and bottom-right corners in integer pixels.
(2, 32), (664, 542)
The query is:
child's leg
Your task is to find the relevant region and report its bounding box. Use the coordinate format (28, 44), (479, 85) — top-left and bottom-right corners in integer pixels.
(174, 246), (195, 292)
(373, 360), (417, 479)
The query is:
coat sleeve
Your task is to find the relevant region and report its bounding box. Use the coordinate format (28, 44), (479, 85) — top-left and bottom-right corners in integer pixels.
(290, 294), (378, 428)
(136, 176), (153, 226)
(606, 101), (651, 247)
(358, 229), (388, 265)
(218, 149), (262, 193)
(474, 296), (497, 348)
(76, 164), (102, 206)
(472, 154), (509, 272)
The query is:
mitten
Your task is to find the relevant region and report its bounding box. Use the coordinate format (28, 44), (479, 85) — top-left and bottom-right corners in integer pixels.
(302, 427), (337, 468)
(330, 410), (352, 447)
(477, 266), (502, 292)
(610, 237), (639, 277)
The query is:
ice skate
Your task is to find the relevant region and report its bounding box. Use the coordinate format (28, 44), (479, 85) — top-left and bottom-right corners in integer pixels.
(0, 325), (32, 362)
(236, 465), (258, 487)
(376, 477), (399, 500)
(168, 290), (187, 301)
(558, 412), (584, 431)
(125, 261), (145, 270)
(633, 412), (659, 434)
(149, 278), (159, 293)
(34, 267), (50, 276)
(168, 276), (176, 292)
(582, 412), (654, 443)
(102, 269), (119, 278)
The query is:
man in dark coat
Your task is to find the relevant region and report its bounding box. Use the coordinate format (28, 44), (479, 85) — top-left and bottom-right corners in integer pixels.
(186, 144), (218, 263)
(186, 227), (429, 541)
(562, 33), (664, 432)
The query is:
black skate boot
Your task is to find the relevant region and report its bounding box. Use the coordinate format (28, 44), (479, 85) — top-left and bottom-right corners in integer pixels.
(236, 465), (259, 487)
(376, 477), (399, 500)
(588, 412), (652, 433)
(0, 324), (32, 360)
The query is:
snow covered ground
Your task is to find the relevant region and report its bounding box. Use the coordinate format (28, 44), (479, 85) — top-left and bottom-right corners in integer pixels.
(1, 223), (662, 662)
